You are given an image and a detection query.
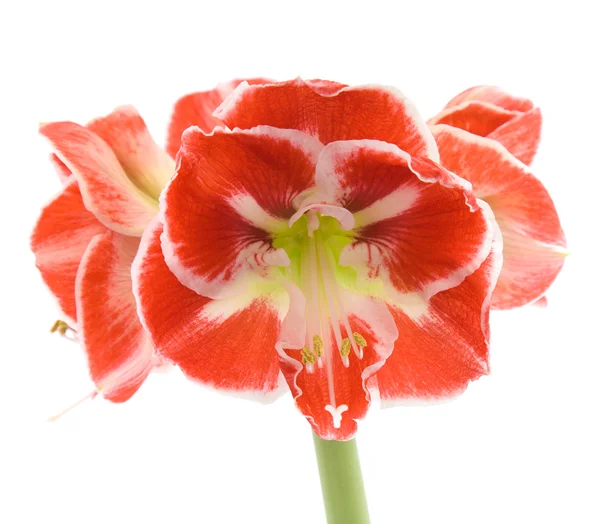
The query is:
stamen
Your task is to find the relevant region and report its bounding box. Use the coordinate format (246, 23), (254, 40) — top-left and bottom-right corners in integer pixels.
(319, 284), (337, 408)
(316, 243), (364, 360)
(316, 239), (348, 366)
(312, 335), (323, 357)
(308, 236), (323, 369)
(340, 338), (351, 356)
(47, 390), (98, 422)
(312, 334), (324, 368)
(301, 347), (316, 363)
(50, 319), (78, 342)
(353, 332), (367, 348)
(300, 231), (320, 372)
(339, 338), (351, 367)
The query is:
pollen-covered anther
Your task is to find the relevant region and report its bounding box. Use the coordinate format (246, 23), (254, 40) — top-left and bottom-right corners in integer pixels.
(338, 338), (351, 367)
(50, 319), (78, 342)
(301, 347), (317, 373)
(353, 332), (367, 347)
(50, 319), (69, 335)
(340, 338), (351, 357)
(312, 335), (323, 356)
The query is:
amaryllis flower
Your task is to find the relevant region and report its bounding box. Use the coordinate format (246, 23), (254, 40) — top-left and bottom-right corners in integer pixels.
(428, 86), (567, 309)
(32, 106), (176, 402)
(134, 79), (500, 440)
(32, 79), (270, 404)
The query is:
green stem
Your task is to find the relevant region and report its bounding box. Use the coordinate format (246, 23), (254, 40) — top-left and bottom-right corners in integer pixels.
(312, 433), (371, 524)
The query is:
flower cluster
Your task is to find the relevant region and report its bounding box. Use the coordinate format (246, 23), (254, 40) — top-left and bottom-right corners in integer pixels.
(32, 79), (566, 440)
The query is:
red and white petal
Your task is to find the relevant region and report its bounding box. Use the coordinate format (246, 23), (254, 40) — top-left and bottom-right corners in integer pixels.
(76, 231), (153, 402)
(277, 289), (398, 440)
(316, 139), (494, 300)
(430, 100), (542, 166)
(444, 85), (534, 113)
(161, 126), (322, 299)
(214, 78), (439, 160)
(133, 219), (283, 398)
(31, 179), (107, 323)
(376, 223), (502, 403)
(432, 124), (567, 309)
(428, 101), (519, 137)
(50, 154), (72, 184)
(87, 106), (175, 200)
(166, 78), (272, 158)
(40, 122), (157, 235)
(487, 108), (542, 166)
(491, 214), (567, 309)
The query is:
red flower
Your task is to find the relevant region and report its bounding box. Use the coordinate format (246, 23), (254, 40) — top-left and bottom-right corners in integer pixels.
(134, 79), (500, 440)
(429, 86), (567, 309)
(32, 107), (172, 401)
(33, 81), (268, 403)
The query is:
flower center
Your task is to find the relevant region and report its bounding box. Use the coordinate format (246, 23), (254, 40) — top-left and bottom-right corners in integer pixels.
(274, 211), (368, 428)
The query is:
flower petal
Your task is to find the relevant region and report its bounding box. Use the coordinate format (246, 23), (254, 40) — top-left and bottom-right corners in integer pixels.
(87, 106), (175, 200)
(161, 126), (322, 299)
(428, 101), (518, 137)
(487, 108), (542, 165)
(76, 231), (154, 402)
(31, 179), (107, 323)
(277, 288), (398, 440)
(316, 139), (494, 301)
(166, 78), (271, 158)
(50, 154), (72, 184)
(214, 78), (439, 160)
(376, 222), (502, 403)
(430, 100), (542, 166)
(40, 121), (157, 235)
(444, 85), (535, 112)
(432, 124), (567, 309)
(133, 219), (283, 398)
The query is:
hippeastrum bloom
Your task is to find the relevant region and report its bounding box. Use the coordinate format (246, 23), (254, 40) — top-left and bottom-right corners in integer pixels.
(429, 86), (567, 309)
(134, 79), (500, 440)
(32, 106), (176, 402)
(32, 80), (268, 404)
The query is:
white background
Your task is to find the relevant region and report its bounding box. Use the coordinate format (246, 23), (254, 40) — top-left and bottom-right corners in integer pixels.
(1, 1), (599, 523)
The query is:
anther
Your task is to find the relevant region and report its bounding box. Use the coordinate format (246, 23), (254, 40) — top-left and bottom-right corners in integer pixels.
(340, 338), (351, 357)
(50, 319), (70, 335)
(353, 332), (367, 348)
(50, 319), (78, 342)
(301, 347), (317, 365)
(312, 335), (323, 357)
